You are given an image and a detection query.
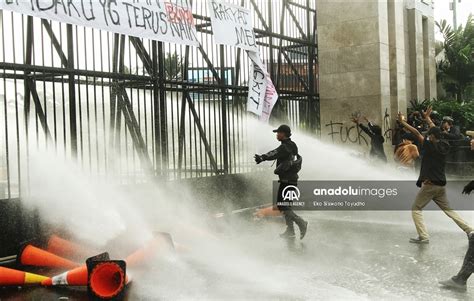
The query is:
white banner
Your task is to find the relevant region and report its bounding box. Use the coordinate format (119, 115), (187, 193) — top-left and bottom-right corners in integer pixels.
(208, 0), (258, 52)
(247, 55), (267, 116)
(259, 72), (278, 122)
(248, 51), (278, 121)
(207, 0), (279, 121)
(0, 0), (199, 46)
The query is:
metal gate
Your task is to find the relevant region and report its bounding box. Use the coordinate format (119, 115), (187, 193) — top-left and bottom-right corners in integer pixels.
(0, 0), (319, 200)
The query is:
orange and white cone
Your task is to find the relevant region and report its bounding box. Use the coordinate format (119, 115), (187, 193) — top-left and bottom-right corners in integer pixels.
(0, 266), (48, 286)
(254, 205), (283, 218)
(125, 232), (175, 268)
(42, 253), (131, 299)
(41, 264), (88, 286)
(88, 261), (130, 299)
(18, 244), (79, 269)
(45, 234), (96, 260)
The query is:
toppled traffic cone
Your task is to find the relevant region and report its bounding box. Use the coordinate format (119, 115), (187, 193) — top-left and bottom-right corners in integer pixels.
(0, 266), (48, 286)
(42, 253), (110, 286)
(215, 203), (280, 220)
(125, 232), (174, 268)
(18, 244), (79, 270)
(174, 242), (190, 254)
(45, 234), (96, 260)
(87, 256), (129, 300)
(41, 264), (87, 286)
(43, 252), (131, 300)
(254, 205), (282, 218)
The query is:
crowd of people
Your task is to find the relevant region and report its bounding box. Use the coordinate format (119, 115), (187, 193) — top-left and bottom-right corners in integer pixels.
(355, 107), (474, 291)
(352, 108), (471, 170)
(254, 107), (474, 291)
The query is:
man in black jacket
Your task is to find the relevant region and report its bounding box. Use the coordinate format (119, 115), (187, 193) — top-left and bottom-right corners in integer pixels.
(441, 117), (463, 140)
(398, 107), (473, 244)
(254, 125), (308, 239)
(439, 181), (474, 291)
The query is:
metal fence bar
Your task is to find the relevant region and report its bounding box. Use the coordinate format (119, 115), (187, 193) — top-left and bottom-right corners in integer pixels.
(0, 0), (320, 199)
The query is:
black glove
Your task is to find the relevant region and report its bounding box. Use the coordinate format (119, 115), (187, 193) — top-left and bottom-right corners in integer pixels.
(463, 181), (474, 195)
(254, 154), (264, 164)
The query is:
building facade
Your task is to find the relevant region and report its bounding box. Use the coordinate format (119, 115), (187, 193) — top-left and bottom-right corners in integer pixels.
(317, 0), (437, 145)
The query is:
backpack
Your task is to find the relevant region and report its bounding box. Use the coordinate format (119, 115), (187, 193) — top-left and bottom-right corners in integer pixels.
(274, 154), (303, 175)
(290, 154), (302, 173)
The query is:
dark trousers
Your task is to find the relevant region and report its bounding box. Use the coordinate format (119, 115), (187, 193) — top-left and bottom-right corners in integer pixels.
(277, 182), (305, 232)
(454, 234), (474, 284)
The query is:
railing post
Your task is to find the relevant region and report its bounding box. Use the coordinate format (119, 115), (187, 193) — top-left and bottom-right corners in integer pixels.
(67, 24), (77, 159)
(220, 45), (229, 174)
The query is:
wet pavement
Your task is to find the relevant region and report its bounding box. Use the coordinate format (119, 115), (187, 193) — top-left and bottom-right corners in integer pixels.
(1, 211), (474, 300)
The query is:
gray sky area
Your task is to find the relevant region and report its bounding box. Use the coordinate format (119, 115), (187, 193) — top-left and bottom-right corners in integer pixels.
(434, 0), (473, 39)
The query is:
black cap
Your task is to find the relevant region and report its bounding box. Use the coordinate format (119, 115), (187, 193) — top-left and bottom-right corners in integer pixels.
(273, 124), (291, 136)
(427, 127), (442, 139)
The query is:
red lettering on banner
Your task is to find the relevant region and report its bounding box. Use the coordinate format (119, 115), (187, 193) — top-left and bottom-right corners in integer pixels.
(165, 2), (194, 25)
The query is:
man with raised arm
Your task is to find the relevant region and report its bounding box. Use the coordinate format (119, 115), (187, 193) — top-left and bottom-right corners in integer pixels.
(397, 107), (473, 244)
(351, 116), (387, 163)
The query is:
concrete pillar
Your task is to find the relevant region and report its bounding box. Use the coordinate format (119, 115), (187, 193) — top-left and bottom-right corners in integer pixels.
(407, 8), (425, 100)
(388, 0), (407, 124)
(318, 0), (389, 147)
(405, 0), (436, 101)
(317, 0), (437, 150)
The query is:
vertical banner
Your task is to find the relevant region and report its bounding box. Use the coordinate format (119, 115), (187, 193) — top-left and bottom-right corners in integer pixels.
(208, 0), (278, 121)
(248, 51), (279, 122)
(247, 57), (267, 116)
(260, 73), (279, 122)
(0, 0), (199, 46)
(208, 0), (258, 52)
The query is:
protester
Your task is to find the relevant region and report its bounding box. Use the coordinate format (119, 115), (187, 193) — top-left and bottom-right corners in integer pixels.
(254, 125), (308, 240)
(439, 181), (474, 291)
(352, 116), (387, 163)
(441, 117), (463, 140)
(408, 111), (424, 132)
(392, 121), (422, 171)
(397, 107), (473, 244)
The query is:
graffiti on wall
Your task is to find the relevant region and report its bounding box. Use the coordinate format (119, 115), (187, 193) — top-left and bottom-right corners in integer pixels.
(325, 108), (394, 146)
(383, 108), (393, 142)
(324, 121), (369, 146)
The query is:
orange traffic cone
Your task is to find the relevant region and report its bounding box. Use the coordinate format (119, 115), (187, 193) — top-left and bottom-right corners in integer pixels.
(18, 244), (79, 270)
(88, 261), (129, 299)
(174, 242), (190, 254)
(125, 232), (174, 268)
(0, 266), (48, 286)
(254, 205), (283, 218)
(41, 252), (110, 286)
(41, 264), (88, 286)
(42, 253), (131, 299)
(45, 234), (95, 260)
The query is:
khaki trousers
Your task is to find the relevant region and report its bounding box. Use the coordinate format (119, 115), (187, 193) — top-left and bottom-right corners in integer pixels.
(412, 183), (472, 240)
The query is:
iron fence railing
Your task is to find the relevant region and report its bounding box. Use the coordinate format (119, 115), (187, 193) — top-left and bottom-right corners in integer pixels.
(0, 0), (319, 199)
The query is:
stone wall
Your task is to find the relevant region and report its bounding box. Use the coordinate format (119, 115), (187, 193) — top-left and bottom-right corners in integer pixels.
(317, 0), (437, 153)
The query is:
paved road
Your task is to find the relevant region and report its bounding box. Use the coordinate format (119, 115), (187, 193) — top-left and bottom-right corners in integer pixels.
(1, 211), (474, 300)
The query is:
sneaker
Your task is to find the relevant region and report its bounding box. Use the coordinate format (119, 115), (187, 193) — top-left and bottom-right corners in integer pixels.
(439, 278), (467, 291)
(280, 229), (296, 239)
(409, 237), (429, 244)
(299, 221), (308, 240)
